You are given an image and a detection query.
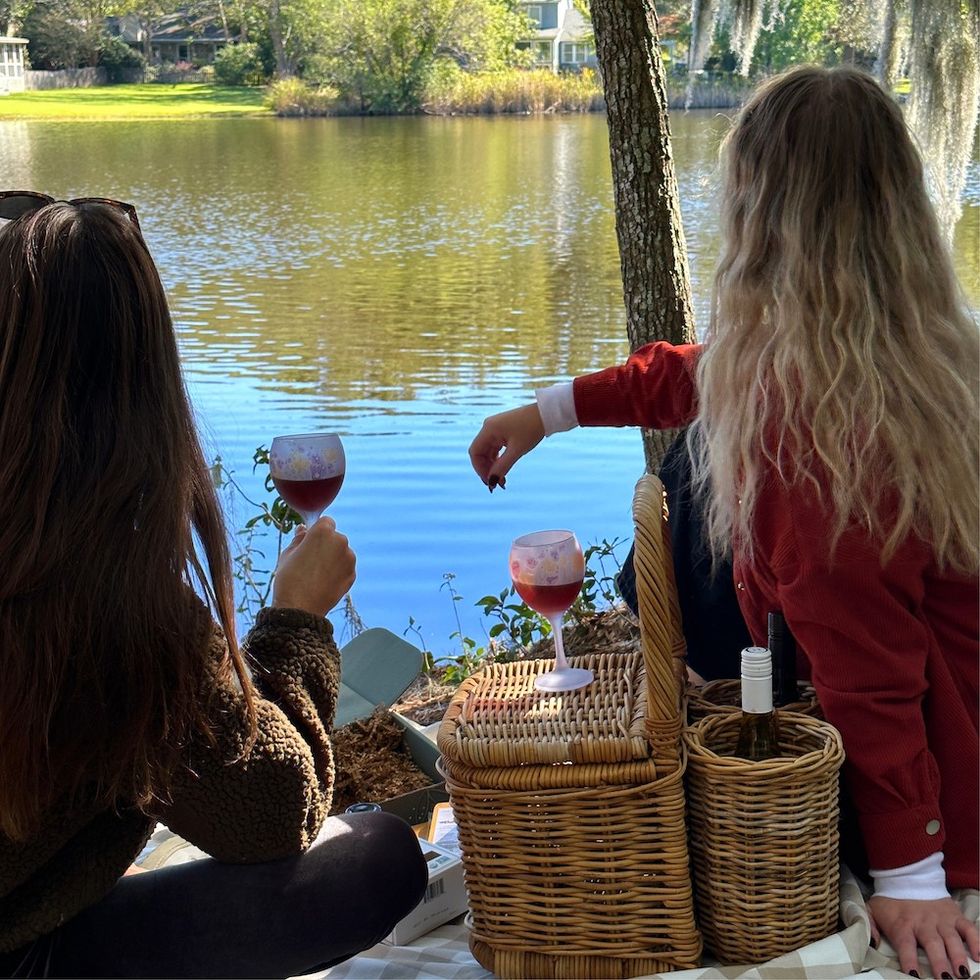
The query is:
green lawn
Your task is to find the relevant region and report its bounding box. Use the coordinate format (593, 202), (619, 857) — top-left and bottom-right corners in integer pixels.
(0, 83), (269, 120)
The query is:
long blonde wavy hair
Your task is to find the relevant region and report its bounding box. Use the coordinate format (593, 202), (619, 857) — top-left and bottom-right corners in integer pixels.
(690, 65), (979, 573)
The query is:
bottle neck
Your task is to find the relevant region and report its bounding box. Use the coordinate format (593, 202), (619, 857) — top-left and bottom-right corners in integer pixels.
(741, 674), (774, 714)
(740, 645), (773, 714)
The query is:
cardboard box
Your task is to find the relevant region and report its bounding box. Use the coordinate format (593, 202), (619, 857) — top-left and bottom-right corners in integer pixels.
(381, 721), (467, 943)
(426, 801), (461, 858)
(385, 837), (468, 945)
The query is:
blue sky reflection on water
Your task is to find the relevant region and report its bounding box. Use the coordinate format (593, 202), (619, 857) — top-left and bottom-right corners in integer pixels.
(1, 112), (977, 655)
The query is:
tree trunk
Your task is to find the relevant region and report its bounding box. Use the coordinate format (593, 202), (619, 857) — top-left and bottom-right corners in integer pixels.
(268, 0), (290, 77)
(217, 0), (230, 41)
(589, 0), (696, 470)
(875, 0), (898, 85)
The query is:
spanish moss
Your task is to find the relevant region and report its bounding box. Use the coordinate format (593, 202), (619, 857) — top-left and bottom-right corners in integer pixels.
(906, 0), (980, 241)
(688, 0), (722, 72)
(685, 0), (980, 241)
(728, 0), (766, 75)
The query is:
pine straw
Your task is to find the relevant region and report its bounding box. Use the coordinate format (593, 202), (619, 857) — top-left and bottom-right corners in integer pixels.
(329, 707), (435, 815)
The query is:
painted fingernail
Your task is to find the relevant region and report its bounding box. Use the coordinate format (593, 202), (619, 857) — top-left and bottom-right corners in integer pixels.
(498, 475), (506, 488)
(869, 937), (877, 949)
(488, 475), (498, 491)
(958, 967), (970, 979)
(942, 972), (953, 979)
(909, 971), (919, 978)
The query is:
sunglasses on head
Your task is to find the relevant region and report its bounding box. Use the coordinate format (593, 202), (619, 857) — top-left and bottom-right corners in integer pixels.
(0, 191), (140, 231)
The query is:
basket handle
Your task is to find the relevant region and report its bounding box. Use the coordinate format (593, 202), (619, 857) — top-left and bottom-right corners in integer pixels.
(632, 474), (686, 767)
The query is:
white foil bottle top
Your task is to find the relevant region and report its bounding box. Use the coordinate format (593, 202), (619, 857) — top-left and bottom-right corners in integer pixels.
(740, 646), (773, 714)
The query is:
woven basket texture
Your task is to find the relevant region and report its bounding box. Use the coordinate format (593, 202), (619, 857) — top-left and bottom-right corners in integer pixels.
(685, 711), (844, 964)
(686, 678), (822, 723)
(436, 476), (701, 979)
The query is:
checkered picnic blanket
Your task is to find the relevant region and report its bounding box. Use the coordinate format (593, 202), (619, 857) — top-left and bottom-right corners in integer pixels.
(141, 829), (978, 980)
(311, 865), (978, 980)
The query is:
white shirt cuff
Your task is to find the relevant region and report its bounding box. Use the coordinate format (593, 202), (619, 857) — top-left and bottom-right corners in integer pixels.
(870, 852), (950, 901)
(535, 382), (578, 437)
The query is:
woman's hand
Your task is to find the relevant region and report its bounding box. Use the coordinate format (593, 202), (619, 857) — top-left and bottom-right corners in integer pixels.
(468, 403), (545, 488)
(867, 895), (979, 979)
(272, 518), (356, 618)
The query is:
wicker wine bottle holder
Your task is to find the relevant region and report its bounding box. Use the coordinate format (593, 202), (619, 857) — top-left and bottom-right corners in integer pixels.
(686, 678), (822, 723)
(436, 476), (702, 979)
(684, 711), (845, 963)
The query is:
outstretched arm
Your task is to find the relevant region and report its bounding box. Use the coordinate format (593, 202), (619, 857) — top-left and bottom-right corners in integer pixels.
(468, 341), (702, 486)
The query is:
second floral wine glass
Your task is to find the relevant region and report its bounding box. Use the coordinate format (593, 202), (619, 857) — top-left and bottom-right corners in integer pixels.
(510, 529), (593, 692)
(270, 433), (345, 527)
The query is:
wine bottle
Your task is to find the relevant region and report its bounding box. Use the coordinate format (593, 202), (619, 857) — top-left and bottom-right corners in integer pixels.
(768, 611), (798, 708)
(733, 646), (783, 761)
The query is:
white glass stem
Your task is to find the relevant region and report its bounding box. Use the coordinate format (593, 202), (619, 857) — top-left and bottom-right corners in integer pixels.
(548, 613), (569, 671)
(300, 510), (321, 528)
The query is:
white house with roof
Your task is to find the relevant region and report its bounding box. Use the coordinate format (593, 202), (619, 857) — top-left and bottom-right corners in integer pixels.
(0, 37), (28, 94)
(517, 1), (597, 73)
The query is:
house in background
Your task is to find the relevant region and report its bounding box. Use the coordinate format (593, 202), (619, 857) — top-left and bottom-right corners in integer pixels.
(107, 13), (231, 65)
(516, 1), (597, 73)
(0, 37), (28, 94)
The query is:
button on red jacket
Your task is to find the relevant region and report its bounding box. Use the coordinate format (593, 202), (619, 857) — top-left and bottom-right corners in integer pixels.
(573, 341), (979, 886)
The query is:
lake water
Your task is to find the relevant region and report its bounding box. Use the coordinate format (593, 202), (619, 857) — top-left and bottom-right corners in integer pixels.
(2, 112), (977, 655)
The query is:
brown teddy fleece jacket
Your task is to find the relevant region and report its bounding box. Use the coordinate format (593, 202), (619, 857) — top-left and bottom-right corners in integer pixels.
(0, 603), (340, 954)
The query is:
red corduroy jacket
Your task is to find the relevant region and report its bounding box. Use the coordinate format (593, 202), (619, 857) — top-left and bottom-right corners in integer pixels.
(573, 341), (979, 885)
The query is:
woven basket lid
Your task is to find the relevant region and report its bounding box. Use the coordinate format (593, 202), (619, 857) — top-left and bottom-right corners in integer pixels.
(436, 649), (652, 769)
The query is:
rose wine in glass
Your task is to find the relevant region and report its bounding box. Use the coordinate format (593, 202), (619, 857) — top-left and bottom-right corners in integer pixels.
(510, 530), (593, 692)
(270, 433), (345, 527)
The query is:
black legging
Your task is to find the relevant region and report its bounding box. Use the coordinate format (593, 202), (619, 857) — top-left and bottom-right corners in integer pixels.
(1, 812), (428, 980)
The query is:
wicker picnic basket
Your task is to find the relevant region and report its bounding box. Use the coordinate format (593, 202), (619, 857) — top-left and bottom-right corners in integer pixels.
(436, 475), (701, 979)
(684, 711), (845, 963)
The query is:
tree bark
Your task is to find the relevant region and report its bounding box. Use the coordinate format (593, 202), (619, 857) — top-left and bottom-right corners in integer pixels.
(589, 0), (696, 470)
(268, 0), (290, 77)
(875, 0), (898, 85)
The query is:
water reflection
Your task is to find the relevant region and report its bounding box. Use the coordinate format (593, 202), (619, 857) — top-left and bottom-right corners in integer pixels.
(1, 112), (976, 648)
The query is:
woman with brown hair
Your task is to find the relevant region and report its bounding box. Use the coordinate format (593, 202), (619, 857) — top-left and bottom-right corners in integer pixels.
(470, 66), (979, 978)
(0, 198), (426, 978)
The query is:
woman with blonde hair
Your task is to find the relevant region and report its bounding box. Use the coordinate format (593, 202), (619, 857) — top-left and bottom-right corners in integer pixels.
(470, 66), (979, 977)
(0, 198), (426, 978)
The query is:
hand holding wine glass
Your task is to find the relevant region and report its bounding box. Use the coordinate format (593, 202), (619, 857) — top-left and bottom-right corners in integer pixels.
(272, 518), (356, 617)
(510, 530), (593, 692)
(270, 433), (346, 528)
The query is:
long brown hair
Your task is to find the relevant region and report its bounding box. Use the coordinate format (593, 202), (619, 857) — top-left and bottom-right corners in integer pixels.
(0, 203), (255, 840)
(690, 66), (979, 573)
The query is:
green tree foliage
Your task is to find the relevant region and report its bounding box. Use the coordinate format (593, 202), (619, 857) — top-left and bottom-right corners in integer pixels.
(316, 0), (531, 112)
(98, 31), (145, 77)
(1, 0), (32, 35)
(22, 0), (105, 66)
(213, 38), (265, 82)
(752, 0), (841, 72)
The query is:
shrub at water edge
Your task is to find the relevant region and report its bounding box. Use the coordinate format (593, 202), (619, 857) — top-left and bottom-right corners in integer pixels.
(266, 78), (342, 116)
(424, 67), (604, 114)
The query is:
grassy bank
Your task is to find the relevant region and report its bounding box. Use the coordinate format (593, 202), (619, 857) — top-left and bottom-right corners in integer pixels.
(266, 69), (752, 117)
(266, 69), (606, 117)
(0, 84), (267, 120)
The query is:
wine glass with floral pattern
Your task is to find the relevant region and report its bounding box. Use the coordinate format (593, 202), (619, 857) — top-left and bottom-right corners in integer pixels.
(510, 530), (593, 692)
(270, 433), (345, 528)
